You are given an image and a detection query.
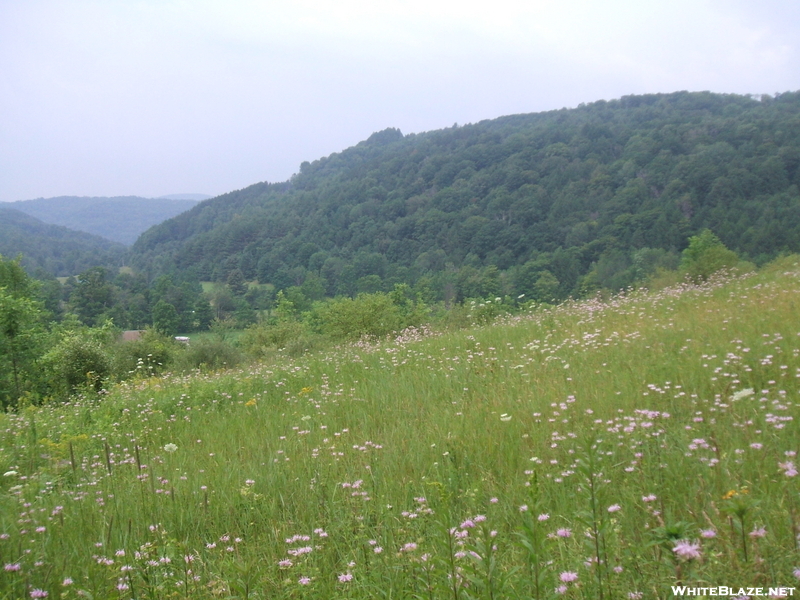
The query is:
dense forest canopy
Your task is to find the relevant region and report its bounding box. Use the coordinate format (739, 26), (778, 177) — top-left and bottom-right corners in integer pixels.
(130, 91), (800, 303)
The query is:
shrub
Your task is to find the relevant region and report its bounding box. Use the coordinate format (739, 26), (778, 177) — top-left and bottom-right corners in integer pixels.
(240, 320), (309, 355)
(315, 293), (403, 341)
(113, 329), (178, 379)
(176, 338), (242, 372)
(43, 334), (112, 397)
(680, 229), (739, 281)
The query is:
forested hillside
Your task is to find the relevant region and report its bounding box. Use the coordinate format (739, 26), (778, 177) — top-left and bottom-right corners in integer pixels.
(132, 91), (800, 303)
(0, 206), (126, 276)
(10, 196), (199, 245)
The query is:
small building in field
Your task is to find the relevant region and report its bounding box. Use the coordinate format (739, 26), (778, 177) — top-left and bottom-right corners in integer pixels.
(121, 330), (145, 342)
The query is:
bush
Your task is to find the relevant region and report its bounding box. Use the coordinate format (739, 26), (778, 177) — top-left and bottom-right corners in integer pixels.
(680, 229), (740, 282)
(113, 329), (178, 379)
(175, 338), (242, 372)
(240, 320), (310, 355)
(43, 334), (112, 397)
(315, 293), (403, 341)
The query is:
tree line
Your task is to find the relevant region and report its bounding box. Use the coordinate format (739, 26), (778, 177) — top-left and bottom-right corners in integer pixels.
(0, 229), (750, 409)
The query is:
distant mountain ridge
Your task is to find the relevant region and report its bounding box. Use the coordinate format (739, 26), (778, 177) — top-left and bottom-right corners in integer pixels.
(157, 194), (212, 201)
(0, 205), (126, 276)
(9, 195), (201, 245)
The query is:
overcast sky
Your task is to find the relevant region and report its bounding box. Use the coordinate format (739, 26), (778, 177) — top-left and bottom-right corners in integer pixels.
(1, 0), (798, 203)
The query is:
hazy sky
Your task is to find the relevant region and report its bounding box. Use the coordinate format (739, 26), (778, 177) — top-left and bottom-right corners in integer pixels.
(1, 0), (798, 202)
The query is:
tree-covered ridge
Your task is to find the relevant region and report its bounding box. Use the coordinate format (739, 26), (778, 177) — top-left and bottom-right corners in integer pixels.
(10, 196), (199, 245)
(132, 91), (800, 302)
(0, 206), (126, 276)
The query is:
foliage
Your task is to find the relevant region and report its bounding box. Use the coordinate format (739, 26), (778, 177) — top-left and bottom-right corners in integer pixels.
(679, 228), (741, 281)
(131, 91), (800, 304)
(0, 256), (46, 408)
(315, 292), (404, 341)
(0, 206), (126, 276)
(113, 328), (179, 378)
(42, 332), (113, 396)
(240, 319), (311, 354)
(175, 337), (242, 372)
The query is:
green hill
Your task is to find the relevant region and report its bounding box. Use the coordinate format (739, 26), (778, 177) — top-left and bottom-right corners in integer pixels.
(0, 205), (126, 276)
(131, 91), (800, 302)
(10, 195), (199, 245)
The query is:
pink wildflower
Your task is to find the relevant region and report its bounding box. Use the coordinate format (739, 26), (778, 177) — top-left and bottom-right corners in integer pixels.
(700, 529), (717, 538)
(556, 528), (572, 538)
(672, 540), (701, 561)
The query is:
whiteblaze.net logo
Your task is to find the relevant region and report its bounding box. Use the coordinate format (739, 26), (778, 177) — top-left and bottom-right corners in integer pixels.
(672, 586), (795, 597)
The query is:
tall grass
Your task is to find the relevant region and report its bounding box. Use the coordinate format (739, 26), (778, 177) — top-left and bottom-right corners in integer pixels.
(1, 260), (799, 598)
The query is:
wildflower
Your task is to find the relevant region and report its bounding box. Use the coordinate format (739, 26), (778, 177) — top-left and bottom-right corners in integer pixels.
(642, 494), (657, 503)
(278, 559), (293, 568)
(518, 504), (528, 512)
(338, 573), (353, 582)
(500, 413), (512, 422)
(245, 479), (255, 486)
(3, 471), (18, 477)
(700, 529), (717, 538)
(490, 497), (498, 503)
(556, 584), (568, 594)
(613, 566), (624, 573)
(607, 504), (621, 513)
(373, 546), (383, 554)
(732, 388), (755, 401)
(4, 563), (21, 572)
(672, 540), (702, 561)
(629, 593), (644, 600)
(401, 542), (417, 552)
(298, 576), (311, 585)
(62, 578), (73, 586)
(749, 527), (767, 538)
(750, 443), (763, 450)
(779, 461), (798, 477)
(794, 567), (800, 580)
(30, 590), (48, 598)
(163, 443), (178, 453)
(560, 571), (578, 582)
(538, 513), (550, 521)
(556, 528), (572, 538)
(473, 515), (486, 523)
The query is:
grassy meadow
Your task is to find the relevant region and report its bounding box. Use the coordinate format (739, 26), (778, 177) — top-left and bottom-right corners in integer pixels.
(2, 260), (800, 599)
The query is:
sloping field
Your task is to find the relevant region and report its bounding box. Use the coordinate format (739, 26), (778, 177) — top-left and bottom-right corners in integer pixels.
(2, 260), (800, 598)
